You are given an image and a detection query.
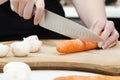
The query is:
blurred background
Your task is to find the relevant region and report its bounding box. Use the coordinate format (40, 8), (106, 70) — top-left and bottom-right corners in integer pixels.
(60, 0), (120, 40)
(60, 0), (118, 6)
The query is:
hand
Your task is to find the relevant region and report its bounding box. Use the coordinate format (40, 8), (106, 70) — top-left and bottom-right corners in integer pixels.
(90, 19), (119, 49)
(10, 0), (45, 25)
(0, 0), (7, 5)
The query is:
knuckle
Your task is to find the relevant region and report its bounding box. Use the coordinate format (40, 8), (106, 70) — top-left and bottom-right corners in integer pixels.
(107, 21), (114, 30)
(109, 21), (114, 26)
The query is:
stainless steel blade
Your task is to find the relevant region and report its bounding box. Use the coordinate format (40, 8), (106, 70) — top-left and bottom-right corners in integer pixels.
(39, 10), (103, 42)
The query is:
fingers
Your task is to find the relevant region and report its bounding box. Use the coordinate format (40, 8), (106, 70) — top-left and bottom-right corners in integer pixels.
(103, 40), (118, 49)
(34, 0), (45, 25)
(18, 0), (27, 17)
(91, 19), (106, 35)
(98, 21), (114, 47)
(101, 21), (114, 40)
(10, 0), (45, 25)
(10, 0), (19, 13)
(100, 29), (119, 49)
(23, 0), (35, 19)
(107, 40), (118, 48)
(91, 20), (119, 49)
(98, 21), (119, 49)
(10, 0), (34, 19)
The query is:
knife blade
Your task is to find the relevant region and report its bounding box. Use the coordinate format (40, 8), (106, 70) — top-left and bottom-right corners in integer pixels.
(40, 10), (103, 42)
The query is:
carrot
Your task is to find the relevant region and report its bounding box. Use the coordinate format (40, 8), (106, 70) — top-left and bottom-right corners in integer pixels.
(54, 76), (120, 80)
(56, 39), (98, 54)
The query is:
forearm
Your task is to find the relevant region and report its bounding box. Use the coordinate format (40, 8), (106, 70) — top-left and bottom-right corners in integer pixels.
(72, 0), (106, 28)
(0, 0), (7, 5)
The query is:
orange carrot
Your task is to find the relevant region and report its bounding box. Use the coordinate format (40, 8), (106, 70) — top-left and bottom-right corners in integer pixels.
(56, 39), (98, 54)
(54, 76), (120, 80)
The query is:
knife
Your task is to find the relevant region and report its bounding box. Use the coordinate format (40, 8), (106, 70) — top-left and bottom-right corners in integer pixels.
(39, 10), (103, 42)
(4, 0), (103, 42)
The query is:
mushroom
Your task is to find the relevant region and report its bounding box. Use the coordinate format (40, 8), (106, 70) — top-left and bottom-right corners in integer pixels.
(3, 62), (31, 76)
(1, 71), (30, 80)
(0, 44), (9, 57)
(1, 62), (31, 80)
(10, 41), (31, 57)
(23, 35), (42, 53)
(10, 35), (42, 57)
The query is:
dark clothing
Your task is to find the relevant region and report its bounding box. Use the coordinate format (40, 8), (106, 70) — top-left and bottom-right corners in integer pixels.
(0, 0), (69, 41)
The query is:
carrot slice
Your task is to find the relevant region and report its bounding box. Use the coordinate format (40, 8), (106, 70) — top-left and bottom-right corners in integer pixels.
(54, 76), (120, 80)
(56, 39), (98, 54)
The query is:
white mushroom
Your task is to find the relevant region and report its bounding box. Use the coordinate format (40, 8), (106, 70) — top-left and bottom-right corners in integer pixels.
(3, 62), (31, 76)
(27, 40), (42, 53)
(1, 70), (30, 80)
(1, 62), (31, 80)
(0, 44), (9, 57)
(23, 35), (42, 53)
(10, 35), (42, 56)
(23, 35), (39, 41)
(10, 41), (31, 57)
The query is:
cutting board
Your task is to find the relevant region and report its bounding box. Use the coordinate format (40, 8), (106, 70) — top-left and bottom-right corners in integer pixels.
(0, 40), (120, 75)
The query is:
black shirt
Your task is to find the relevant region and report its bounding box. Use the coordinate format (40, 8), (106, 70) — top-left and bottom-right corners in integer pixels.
(0, 0), (69, 41)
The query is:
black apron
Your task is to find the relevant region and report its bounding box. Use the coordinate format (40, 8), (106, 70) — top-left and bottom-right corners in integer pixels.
(0, 0), (70, 41)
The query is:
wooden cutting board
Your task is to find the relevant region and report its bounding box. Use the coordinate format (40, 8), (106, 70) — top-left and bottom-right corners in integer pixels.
(0, 40), (120, 75)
